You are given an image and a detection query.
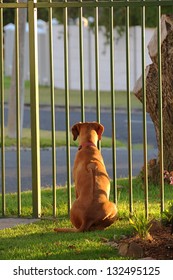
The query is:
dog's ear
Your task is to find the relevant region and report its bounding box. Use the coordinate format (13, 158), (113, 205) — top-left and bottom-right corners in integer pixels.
(95, 123), (104, 140)
(71, 123), (81, 141)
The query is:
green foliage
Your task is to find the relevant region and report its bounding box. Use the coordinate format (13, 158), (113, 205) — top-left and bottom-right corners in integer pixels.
(162, 200), (173, 234)
(3, 0), (173, 29)
(163, 200), (173, 220)
(129, 213), (152, 239)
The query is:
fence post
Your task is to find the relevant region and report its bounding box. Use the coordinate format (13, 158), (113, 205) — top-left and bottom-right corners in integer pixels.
(0, 0), (6, 216)
(28, 0), (41, 218)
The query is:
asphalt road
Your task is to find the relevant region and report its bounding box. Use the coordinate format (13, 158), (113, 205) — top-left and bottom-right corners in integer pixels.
(3, 147), (158, 193)
(1, 106), (157, 193)
(4, 105), (157, 146)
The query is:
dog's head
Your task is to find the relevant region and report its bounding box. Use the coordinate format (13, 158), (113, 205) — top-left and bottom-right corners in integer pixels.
(71, 122), (104, 141)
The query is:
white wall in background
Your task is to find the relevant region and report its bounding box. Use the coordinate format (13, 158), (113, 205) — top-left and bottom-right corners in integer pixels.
(4, 20), (153, 91)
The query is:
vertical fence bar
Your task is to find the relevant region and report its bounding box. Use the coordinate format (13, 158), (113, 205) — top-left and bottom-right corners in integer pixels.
(110, 2), (117, 204)
(28, 0), (41, 218)
(126, 0), (133, 215)
(141, 1), (148, 218)
(79, 0), (85, 122)
(48, 0), (57, 217)
(157, 1), (164, 213)
(15, 0), (21, 216)
(64, 1), (71, 215)
(94, 1), (100, 119)
(0, 0), (5, 216)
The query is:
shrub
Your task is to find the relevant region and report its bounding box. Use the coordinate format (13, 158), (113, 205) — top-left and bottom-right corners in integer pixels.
(129, 213), (152, 240)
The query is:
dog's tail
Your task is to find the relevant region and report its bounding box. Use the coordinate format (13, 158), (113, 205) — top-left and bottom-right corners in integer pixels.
(54, 220), (92, 233)
(54, 227), (78, 233)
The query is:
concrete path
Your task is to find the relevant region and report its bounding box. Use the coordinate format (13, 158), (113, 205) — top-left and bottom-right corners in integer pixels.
(0, 218), (39, 230)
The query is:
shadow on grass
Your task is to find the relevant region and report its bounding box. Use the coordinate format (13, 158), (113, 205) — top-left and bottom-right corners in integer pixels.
(0, 219), (132, 260)
(1, 180), (173, 260)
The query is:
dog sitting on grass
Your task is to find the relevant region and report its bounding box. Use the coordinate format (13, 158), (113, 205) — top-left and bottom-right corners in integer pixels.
(54, 122), (117, 232)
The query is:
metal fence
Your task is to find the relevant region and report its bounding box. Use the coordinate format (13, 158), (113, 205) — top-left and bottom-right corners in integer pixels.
(0, 0), (173, 219)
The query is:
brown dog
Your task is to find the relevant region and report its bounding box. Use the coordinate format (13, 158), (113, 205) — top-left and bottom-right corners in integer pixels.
(54, 122), (117, 232)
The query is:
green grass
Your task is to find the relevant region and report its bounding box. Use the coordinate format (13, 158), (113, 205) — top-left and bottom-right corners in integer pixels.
(1, 127), (125, 148)
(2, 131), (153, 149)
(0, 219), (131, 260)
(0, 178), (173, 260)
(4, 76), (142, 109)
(1, 128), (152, 149)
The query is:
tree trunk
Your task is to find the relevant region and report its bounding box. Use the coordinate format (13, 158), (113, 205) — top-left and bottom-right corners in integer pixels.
(134, 15), (173, 184)
(7, 1), (27, 138)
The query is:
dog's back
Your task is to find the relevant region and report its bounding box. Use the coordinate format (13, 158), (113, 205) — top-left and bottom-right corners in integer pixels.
(73, 145), (110, 199)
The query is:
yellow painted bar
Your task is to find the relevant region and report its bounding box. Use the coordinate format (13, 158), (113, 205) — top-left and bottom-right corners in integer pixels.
(64, 2), (72, 215)
(48, 0), (57, 218)
(125, 1), (133, 215)
(0, 0), (5, 216)
(15, 0), (21, 216)
(157, 4), (164, 213)
(28, 0), (41, 218)
(79, 1), (85, 122)
(141, 2), (149, 218)
(110, 4), (117, 204)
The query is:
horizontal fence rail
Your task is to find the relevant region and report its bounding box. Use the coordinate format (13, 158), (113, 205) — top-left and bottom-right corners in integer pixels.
(1, 0), (173, 8)
(0, 0), (173, 219)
